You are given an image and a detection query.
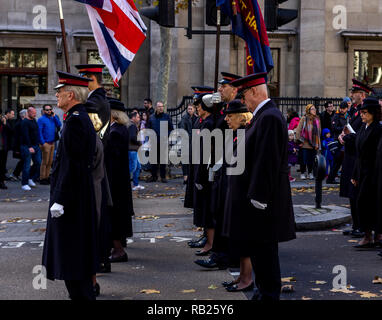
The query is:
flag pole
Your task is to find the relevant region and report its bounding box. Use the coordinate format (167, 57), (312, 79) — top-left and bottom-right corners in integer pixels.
(58, 0), (70, 73)
(214, 6), (221, 91)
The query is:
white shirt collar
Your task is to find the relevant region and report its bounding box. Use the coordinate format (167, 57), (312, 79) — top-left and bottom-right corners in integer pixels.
(252, 98), (271, 118)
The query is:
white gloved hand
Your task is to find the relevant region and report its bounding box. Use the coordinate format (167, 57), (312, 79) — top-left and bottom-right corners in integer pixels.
(211, 92), (222, 104)
(250, 199), (267, 210)
(195, 183), (203, 191)
(202, 94), (214, 108)
(50, 203), (64, 218)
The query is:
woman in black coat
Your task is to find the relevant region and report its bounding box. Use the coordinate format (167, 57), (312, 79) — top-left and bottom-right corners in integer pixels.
(221, 100), (254, 292)
(351, 98), (382, 248)
(104, 100), (134, 262)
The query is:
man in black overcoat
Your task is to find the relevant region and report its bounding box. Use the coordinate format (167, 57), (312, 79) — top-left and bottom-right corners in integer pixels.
(185, 87), (214, 249)
(76, 64), (113, 274)
(339, 79), (373, 238)
(42, 71), (97, 300)
(226, 72), (296, 300)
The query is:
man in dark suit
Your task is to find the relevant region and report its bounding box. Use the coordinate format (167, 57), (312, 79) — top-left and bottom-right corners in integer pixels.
(226, 72), (296, 300)
(42, 71), (98, 300)
(75, 64), (111, 145)
(339, 79), (373, 238)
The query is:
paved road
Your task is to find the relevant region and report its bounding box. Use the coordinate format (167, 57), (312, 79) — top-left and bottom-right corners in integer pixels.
(2, 167), (381, 300)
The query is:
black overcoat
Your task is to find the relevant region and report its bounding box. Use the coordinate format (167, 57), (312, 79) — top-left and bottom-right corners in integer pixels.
(192, 115), (215, 228)
(375, 127), (382, 234)
(210, 106), (229, 217)
(340, 106), (363, 198)
(223, 100), (295, 254)
(184, 116), (200, 209)
(88, 87), (111, 144)
(352, 121), (381, 231)
(42, 104), (98, 281)
(104, 123), (134, 239)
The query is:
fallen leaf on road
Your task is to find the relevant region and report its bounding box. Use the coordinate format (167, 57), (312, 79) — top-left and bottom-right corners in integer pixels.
(164, 224), (175, 227)
(331, 229), (342, 232)
(140, 289), (160, 294)
(301, 296), (312, 300)
(208, 285), (218, 290)
(282, 277), (297, 282)
(181, 289), (196, 293)
(356, 291), (379, 298)
(135, 215), (159, 220)
(372, 277), (382, 284)
(330, 288), (355, 294)
(155, 236), (164, 239)
(0, 230), (5, 233)
(311, 288), (321, 291)
(281, 285), (294, 293)
(166, 233), (172, 237)
(30, 228), (46, 233)
(347, 240), (359, 243)
(315, 281), (327, 285)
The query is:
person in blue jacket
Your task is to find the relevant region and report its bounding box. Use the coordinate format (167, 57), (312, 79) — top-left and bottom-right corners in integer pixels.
(322, 128), (334, 176)
(37, 104), (62, 185)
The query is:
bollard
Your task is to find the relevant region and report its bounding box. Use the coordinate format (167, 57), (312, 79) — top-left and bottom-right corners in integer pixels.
(313, 154), (327, 209)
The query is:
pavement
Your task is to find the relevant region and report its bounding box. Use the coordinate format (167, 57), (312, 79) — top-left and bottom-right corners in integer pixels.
(1, 158), (368, 301)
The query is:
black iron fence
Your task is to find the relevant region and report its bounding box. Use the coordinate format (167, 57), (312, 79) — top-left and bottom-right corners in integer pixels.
(167, 96), (344, 127)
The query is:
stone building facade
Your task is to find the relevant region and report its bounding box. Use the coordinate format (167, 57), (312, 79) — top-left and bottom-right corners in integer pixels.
(0, 0), (381, 114)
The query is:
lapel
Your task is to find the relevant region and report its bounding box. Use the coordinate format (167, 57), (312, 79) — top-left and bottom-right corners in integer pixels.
(251, 100), (275, 126)
(358, 121), (377, 153)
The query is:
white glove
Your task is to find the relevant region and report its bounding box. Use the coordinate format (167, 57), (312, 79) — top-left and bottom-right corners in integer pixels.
(195, 183), (203, 191)
(251, 199), (267, 210)
(202, 94), (214, 108)
(211, 92), (222, 104)
(50, 203), (64, 218)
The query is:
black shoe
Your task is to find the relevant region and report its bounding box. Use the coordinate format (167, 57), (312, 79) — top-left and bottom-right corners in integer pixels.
(194, 255), (227, 270)
(99, 262), (111, 273)
(40, 179), (49, 185)
(226, 282), (254, 292)
(195, 249), (211, 256)
(93, 283), (100, 297)
(0, 182), (7, 190)
(188, 235), (204, 246)
(222, 279), (239, 287)
(161, 178), (168, 183)
(342, 229), (352, 236)
(351, 229), (365, 238)
(353, 242), (376, 249)
(147, 176), (157, 182)
(189, 237), (207, 248)
(109, 253), (128, 263)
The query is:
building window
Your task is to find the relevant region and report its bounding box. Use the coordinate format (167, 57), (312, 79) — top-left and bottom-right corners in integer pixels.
(268, 48), (280, 97)
(87, 50), (121, 99)
(354, 50), (382, 90)
(0, 49), (48, 111)
(0, 49), (48, 70)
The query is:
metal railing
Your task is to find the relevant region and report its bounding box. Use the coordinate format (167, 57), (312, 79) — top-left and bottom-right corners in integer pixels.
(167, 96), (344, 127)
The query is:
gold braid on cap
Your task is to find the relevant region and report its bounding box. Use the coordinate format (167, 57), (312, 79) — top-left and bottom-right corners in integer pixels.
(88, 113), (103, 132)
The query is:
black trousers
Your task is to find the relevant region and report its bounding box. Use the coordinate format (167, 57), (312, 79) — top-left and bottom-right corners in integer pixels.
(0, 150), (8, 182)
(150, 147), (166, 179)
(350, 197), (361, 231)
(64, 278), (95, 300)
(250, 242), (281, 301)
(13, 159), (24, 177)
(327, 150), (344, 181)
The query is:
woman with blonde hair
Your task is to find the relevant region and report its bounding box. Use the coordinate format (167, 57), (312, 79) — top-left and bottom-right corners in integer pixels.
(295, 104), (321, 180)
(104, 99), (134, 263)
(222, 100), (254, 292)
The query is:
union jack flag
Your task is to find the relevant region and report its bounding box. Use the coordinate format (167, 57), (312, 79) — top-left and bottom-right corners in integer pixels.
(74, 0), (147, 86)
